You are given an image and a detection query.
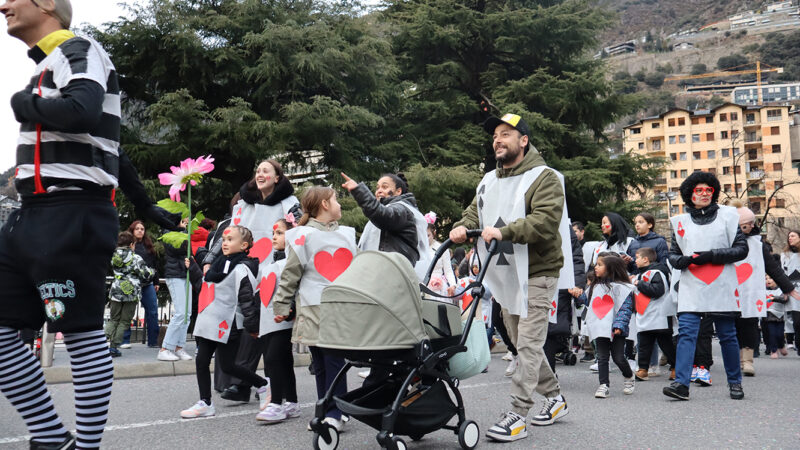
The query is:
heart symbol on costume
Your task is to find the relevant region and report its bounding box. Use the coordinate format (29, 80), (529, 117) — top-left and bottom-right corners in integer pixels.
(735, 263), (753, 284)
(314, 248), (353, 282)
(198, 283), (215, 313)
(250, 238), (273, 263)
(219, 320), (228, 330)
(592, 294), (614, 319)
(218, 330), (225, 339)
(767, 300), (774, 309)
(295, 235), (306, 246)
(236, 207), (242, 216)
(756, 299), (764, 312)
(642, 270), (652, 282)
(550, 300), (557, 316)
(688, 264), (724, 285)
(459, 279), (473, 312)
(635, 292), (651, 315)
(259, 272), (278, 308)
(233, 218), (241, 225)
(677, 222), (685, 237)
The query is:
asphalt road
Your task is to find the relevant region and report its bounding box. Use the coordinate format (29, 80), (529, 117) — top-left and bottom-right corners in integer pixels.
(2, 348), (800, 449)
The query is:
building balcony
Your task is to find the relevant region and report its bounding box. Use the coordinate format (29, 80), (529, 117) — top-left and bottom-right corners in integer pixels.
(748, 189), (766, 197)
(747, 152), (763, 161)
(747, 170), (764, 179)
(655, 177), (667, 185)
(744, 120), (759, 128)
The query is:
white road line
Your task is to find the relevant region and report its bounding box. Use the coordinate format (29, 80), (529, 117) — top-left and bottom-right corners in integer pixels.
(0, 379), (510, 444)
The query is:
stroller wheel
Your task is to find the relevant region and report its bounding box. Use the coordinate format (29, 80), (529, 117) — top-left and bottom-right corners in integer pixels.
(409, 433), (424, 441)
(458, 420), (480, 449)
(312, 423), (339, 450)
(566, 352), (577, 366)
(389, 436), (407, 450)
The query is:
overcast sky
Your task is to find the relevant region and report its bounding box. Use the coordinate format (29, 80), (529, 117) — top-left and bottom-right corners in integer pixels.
(0, 1), (134, 172)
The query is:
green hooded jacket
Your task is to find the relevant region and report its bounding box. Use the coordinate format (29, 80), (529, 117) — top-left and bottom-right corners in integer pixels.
(454, 145), (564, 279)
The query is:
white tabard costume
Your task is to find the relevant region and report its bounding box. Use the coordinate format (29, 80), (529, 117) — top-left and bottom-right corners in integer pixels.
(285, 226), (357, 307)
(766, 288), (785, 319)
(582, 282), (634, 340)
(736, 235), (767, 318)
(194, 263), (256, 344)
(634, 269), (676, 332)
(257, 258), (293, 336)
(474, 165), (572, 319)
(590, 236), (635, 268)
(669, 206), (741, 313)
(358, 200), (432, 281)
(230, 196), (299, 265)
(780, 252), (800, 312)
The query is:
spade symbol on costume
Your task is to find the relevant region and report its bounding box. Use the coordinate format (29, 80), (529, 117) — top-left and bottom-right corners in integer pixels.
(478, 184), (486, 210)
(486, 218), (514, 266)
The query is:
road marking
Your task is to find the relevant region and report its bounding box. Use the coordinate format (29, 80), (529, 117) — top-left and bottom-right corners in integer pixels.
(0, 379), (510, 443)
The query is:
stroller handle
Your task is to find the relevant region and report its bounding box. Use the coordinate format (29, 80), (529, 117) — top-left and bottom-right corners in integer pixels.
(423, 229), (497, 286)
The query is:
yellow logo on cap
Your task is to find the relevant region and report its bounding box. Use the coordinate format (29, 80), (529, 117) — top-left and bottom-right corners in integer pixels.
(501, 113), (521, 127)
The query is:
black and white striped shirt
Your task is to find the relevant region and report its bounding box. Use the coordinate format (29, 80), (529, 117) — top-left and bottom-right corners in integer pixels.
(14, 31), (120, 197)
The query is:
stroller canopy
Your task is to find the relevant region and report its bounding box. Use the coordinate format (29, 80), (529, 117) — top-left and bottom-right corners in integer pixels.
(318, 251), (428, 351)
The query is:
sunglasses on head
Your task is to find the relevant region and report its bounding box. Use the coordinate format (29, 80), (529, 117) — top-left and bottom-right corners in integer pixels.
(693, 187), (714, 195)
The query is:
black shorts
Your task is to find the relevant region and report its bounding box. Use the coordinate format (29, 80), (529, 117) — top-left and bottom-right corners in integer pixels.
(0, 191), (118, 333)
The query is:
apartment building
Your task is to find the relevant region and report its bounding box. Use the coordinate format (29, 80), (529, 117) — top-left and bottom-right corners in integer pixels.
(623, 103), (797, 234)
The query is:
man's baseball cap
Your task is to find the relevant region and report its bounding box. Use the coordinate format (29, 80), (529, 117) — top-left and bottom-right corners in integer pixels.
(483, 113), (530, 138)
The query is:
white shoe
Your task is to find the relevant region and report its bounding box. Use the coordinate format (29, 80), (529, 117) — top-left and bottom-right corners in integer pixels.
(485, 411), (527, 442)
(175, 349), (193, 361)
(628, 359), (638, 371)
(257, 380), (272, 411)
(594, 384), (609, 398)
(623, 377), (635, 395)
(357, 369), (371, 379)
(256, 403), (286, 423)
(502, 351), (513, 361)
(530, 394), (568, 426)
(590, 362), (599, 372)
(157, 349), (180, 361)
(648, 367), (660, 377)
(181, 400), (215, 418)
(282, 401), (301, 418)
(323, 417), (344, 432)
(504, 356), (519, 377)
(119, 343), (132, 349)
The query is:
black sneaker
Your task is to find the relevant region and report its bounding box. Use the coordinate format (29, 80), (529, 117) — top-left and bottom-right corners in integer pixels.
(220, 385), (250, 402)
(662, 382), (690, 401)
(29, 433), (75, 450)
(729, 383), (744, 400)
(579, 354), (594, 363)
(108, 347), (122, 357)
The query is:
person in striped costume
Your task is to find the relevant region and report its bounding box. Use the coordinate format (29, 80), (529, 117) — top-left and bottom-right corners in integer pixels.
(0, 1), (179, 448)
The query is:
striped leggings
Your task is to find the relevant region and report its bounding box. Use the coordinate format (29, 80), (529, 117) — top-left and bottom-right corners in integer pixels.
(0, 327), (113, 448)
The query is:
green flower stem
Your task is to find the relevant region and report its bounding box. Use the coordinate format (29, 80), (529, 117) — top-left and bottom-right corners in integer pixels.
(185, 185), (191, 325)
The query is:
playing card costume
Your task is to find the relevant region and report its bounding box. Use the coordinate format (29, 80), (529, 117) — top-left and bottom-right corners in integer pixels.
(632, 265), (677, 374)
(0, 23), (179, 448)
(781, 249), (800, 353)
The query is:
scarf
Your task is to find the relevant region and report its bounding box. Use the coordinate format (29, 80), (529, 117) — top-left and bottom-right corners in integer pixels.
(205, 252), (248, 283)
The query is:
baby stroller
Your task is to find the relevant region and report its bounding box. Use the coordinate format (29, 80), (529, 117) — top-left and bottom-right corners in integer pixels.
(311, 230), (498, 450)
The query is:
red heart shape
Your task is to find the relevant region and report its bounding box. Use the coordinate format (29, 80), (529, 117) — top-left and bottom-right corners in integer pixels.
(218, 330), (225, 339)
(688, 264), (724, 285)
(635, 292), (651, 315)
(550, 300), (557, 316)
(735, 263), (753, 284)
(767, 301), (774, 309)
(677, 222), (685, 237)
(756, 299), (764, 312)
(219, 320), (228, 330)
(198, 283), (215, 313)
(259, 273), (278, 308)
(314, 248), (353, 282)
(295, 235), (306, 246)
(250, 238), (273, 263)
(592, 294), (614, 319)
(233, 218), (241, 225)
(642, 270), (652, 282)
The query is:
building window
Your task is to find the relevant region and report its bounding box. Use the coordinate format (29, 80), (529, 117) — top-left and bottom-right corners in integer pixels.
(736, 183), (742, 191)
(731, 112), (738, 121)
(775, 199), (786, 208)
(670, 153), (677, 161)
(733, 148), (740, 155)
(706, 117), (713, 124)
(721, 130), (729, 139)
(679, 135), (686, 143)
(652, 122), (660, 128)
(679, 152), (686, 161)
(776, 180), (784, 189)
(678, 118), (685, 126)
(722, 148), (730, 157)
(668, 118), (676, 126)
(735, 166), (742, 174)
(770, 126), (780, 135)
(708, 167), (716, 174)
(692, 134), (700, 143)
(691, 117), (700, 125)
(773, 162), (783, 171)
(638, 142), (644, 150)
(670, 170), (678, 179)
(631, 128), (641, 134)
(746, 113), (756, 124)
(772, 144), (781, 153)
(693, 151), (701, 160)
(669, 136), (676, 144)
(707, 150), (716, 159)
(680, 169), (688, 177)
(705, 132), (714, 141)
(723, 167), (731, 175)
(767, 109), (782, 121)
(732, 130), (739, 138)
(724, 184), (732, 192)
(720, 113), (728, 121)
(653, 140), (662, 150)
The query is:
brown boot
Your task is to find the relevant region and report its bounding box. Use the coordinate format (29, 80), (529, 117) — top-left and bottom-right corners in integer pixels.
(742, 348), (755, 376)
(635, 368), (649, 381)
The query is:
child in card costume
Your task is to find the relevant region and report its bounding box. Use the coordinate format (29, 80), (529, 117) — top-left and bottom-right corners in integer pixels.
(631, 247), (676, 381)
(662, 172), (749, 402)
(577, 254), (635, 397)
(273, 186), (356, 431)
(451, 113), (570, 443)
(764, 275), (790, 358)
(780, 230), (800, 355)
(181, 226), (270, 419)
(589, 213), (636, 270)
(255, 218), (300, 424)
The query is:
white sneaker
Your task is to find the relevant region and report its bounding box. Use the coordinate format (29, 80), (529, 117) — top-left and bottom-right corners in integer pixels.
(594, 384), (609, 398)
(485, 411), (527, 442)
(257, 380), (272, 411)
(504, 356), (519, 377)
(623, 377), (635, 395)
(181, 400), (215, 418)
(590, 362), (599, 372)
(628, 359), (638, 371)
(530, 394), (568, 426)
(119, 343), (132, 349)
(157, 349), (179, 361)
(502, 351), (513, 361)
(357, 369), (371, 379)
(282, 401), (301, 418)
(256, 403), (286, 423)
(175, 349), (193, 361)
(323, 417), (344, 432)
(648, 367), (660, 377)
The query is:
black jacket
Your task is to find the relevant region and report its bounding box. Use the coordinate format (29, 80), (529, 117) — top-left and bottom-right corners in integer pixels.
(548, 227), (586, 336)
(350, 183), (419, 265)
(747, 226), (795, 294)
(668, 204), (749, 270)
(238, 257), (261, 334)
(164, 239), (189, 279)
(134, 242), (158, 284)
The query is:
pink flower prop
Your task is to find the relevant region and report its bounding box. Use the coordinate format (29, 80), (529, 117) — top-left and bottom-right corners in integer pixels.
(428, 275), (444, 291)
(158, 155), (215, 201)
(284, 213), (297, 226)
(424, 211), (437, 225)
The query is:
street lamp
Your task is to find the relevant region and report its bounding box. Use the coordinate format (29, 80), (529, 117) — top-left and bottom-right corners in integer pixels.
(658, 191), (677, 219)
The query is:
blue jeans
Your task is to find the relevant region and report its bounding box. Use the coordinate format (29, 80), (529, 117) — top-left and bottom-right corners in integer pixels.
(675, 313), (741, 387)
(134, 284), (159, 346)
(162, 278), (190, 351)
